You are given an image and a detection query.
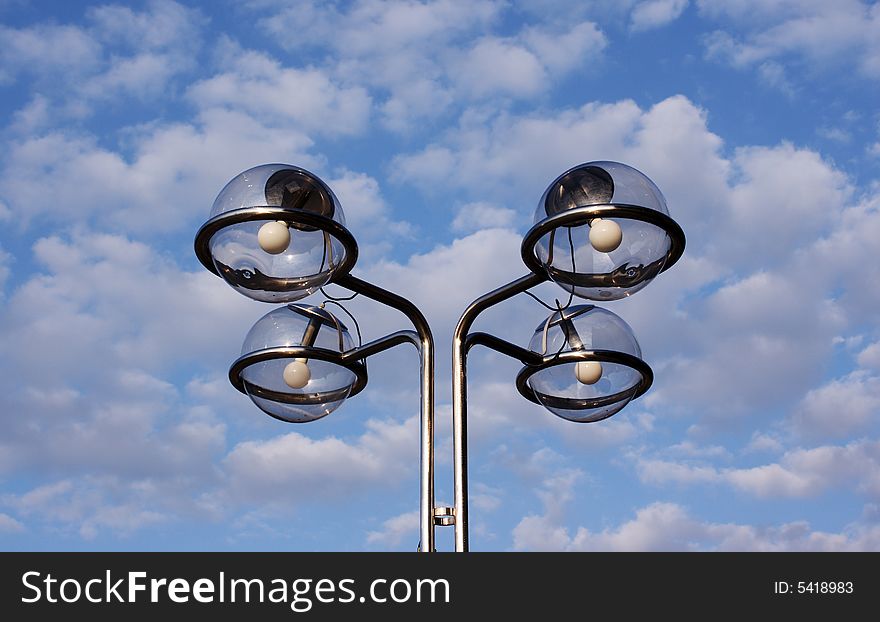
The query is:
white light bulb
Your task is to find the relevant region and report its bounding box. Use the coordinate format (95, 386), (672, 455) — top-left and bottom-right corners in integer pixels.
(283, 359), (311, 389)
(589, 218), (622, 253)
(574, 360), (602, 385)
(258, 221), (291, 254)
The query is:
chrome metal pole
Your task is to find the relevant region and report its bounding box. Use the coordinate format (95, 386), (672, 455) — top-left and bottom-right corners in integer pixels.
(452, 272), (547, 551)
(336, 274), (436, 552)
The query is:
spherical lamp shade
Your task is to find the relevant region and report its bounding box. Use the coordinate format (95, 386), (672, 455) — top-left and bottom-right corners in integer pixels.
(526, 161), (684, 301)
(519, 305), (652, 423)
(230, 304), (366, 423)
(195, 164), (357, 303)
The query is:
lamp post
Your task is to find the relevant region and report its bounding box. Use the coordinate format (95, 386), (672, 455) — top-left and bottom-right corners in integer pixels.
(194, 161), (685, 553)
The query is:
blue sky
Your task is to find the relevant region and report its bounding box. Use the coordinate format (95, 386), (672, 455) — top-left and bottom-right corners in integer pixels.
(1, 0), (879, 551)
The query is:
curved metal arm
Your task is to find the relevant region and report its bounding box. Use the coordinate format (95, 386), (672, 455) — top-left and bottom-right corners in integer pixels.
(452, 271), (547, 551)
(341, 330), (420, 363)
(335, 274), (436, 553)
(465, 332), (542, 366)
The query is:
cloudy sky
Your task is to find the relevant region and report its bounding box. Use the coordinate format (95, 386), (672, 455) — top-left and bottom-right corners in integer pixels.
(1, 0), (879, 551)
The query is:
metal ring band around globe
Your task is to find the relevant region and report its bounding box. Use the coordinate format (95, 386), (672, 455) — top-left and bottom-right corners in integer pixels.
(194, 206), (359, 286)
(515, 349), (653, 418)
(520, 203), (686, 285)
(229, 345), (368, 409)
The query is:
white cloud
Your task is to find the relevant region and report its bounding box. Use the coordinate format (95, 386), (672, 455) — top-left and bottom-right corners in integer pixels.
(250, 1), (605, 129)
(257, 0), (500, 56)
(817, 126), (852, 143)
(802, 194), (880, 323)
(0, 225), (426, 531)
(366, 510), (419, 547)
(858, 342), (880, 369)
(9, 95), (52, 134)
(521, 21), (607, 74)
(630, 0), (689, 32)
(0, 23), (101, 84)
(3, 478), (167, 539)
(222, 417), (418, 505)
(451, 202), (519, 233)
(356, 228), (527, 339)
(471, 482), (503, 512)
(745, 432), (784, 454)
(392, 98), (643, 205)
(0, 1), (205, 107)
(88, 0), (205, 54)
(0, 513), (24, 533)
(790, 371), (880, 440)
(512, 462), (880, 551)
(698, 0), (880, 80)
(512, 468), (584, 551)
(516, 500), (880, 551)
(726, 143), (849, 256)
(391, 96), (728, 242)
(81, 53), (181, 101)
(253, 0), (501, 130)
(665, 440), (731, 459)
(2, 232), (258, 373)
(188, 42), (372, 137)
(452, 22), (607, 99)
(0, 245), (10, 297)
(327, 170), (413, 247)
(756, 60), (796, 96)
(636, 439), (880, 499)
(0, 231), (257, 483)
(0, 108), (317, 232)
(454, 38), (547, 99)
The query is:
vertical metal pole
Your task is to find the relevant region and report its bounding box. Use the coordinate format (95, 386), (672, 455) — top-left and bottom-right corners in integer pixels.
(451, 329), (469, 552)
(336, 274), (435, 552)
(452, 272), (546, 551)
(420, 331), (434, 551)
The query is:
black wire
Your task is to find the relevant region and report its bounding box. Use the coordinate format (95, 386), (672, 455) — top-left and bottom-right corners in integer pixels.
(320, 286), (359, 301)
(546, 228), (579, 359)
(522, 289), (558, 311)
(318, 231), (327, 274)
(521, 226), (576, 312)
(523, 225), (582, 358)
(322, 300), (363, 348)
(552, 298), (569, 359)
(560, 225), (576, 309)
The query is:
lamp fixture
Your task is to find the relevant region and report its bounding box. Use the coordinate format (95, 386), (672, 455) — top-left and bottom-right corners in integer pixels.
(194, 160), (685, 552)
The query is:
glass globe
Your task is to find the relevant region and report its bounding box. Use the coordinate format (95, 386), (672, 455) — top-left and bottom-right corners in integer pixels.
(533, 161), (672, 301)
(238, 304), (357, 423)
(208, 164), (348, 303)
(526, 305), (643, 422)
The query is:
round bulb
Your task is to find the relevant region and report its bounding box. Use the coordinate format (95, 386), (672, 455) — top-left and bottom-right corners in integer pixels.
(589, 218), (622, 253)
(574, 360), (602, 385)
(283, 360), (311, 389)
(258, 221), (291, 254)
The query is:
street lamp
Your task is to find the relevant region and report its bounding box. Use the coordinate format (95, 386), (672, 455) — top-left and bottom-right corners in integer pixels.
(195, 160), (684, 553)
(452, 161), (685, 551)
(195, 164), (438, 552)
